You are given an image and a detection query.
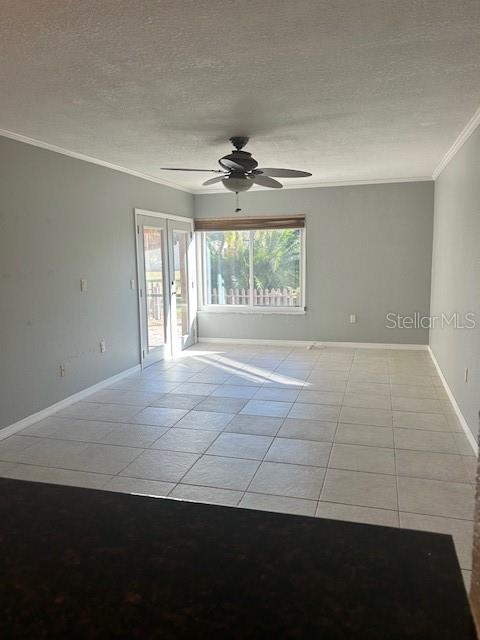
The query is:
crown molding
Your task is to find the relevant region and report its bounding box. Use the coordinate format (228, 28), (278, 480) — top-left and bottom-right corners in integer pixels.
(10, 122), (479, 193)
(432, 105), (480, 179)
(0, 128), (191, 193)
(192, 175), (433, 195)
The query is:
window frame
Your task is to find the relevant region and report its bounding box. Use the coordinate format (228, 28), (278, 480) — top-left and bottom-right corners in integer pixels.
(196, 226), (306, 315)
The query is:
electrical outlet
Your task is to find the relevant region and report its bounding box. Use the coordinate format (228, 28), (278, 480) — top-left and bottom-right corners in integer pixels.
(80, 279), (87, 292)
(465, 368), (469, 382)
(59, 364), (66, 377)
(350, 314), (357, 324)
(100, 339), (106, 354)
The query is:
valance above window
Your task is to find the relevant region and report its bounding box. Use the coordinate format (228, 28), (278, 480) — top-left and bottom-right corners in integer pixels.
(194, 215), (305, 232)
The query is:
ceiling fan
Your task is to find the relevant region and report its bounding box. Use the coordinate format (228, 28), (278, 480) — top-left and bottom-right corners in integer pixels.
(160, 136), (312, 192)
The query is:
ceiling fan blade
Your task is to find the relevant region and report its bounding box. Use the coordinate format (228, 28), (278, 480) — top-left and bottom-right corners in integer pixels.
(257, 168), (312, 178)
(252, 175), (283, 189)
(160, 167), (224, 173)
(219, 158), (246, 171)
(202, 175), (227, 186)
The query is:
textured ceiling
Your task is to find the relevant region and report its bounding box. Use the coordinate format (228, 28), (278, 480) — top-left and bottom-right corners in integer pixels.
(1, 0), (480, 192)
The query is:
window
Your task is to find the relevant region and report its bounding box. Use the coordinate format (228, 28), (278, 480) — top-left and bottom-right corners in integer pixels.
(198, 219), (305, 312)
(205, 230), (251, 305)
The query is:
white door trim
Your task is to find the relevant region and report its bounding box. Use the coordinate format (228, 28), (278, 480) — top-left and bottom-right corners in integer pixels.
(134, 208), (193, 224)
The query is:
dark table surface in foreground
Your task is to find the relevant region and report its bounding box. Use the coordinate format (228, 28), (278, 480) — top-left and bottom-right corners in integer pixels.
(0, 478), (475, 639)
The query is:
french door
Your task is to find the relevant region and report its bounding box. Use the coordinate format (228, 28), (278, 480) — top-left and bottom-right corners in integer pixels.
(168, 219), (196, 353)
(136, 211), (196, 366)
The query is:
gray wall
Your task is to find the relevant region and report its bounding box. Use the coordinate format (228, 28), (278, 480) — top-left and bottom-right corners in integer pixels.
(430, 126), (480, 442)
(194, 181), (434, 344)
(0, 136), (193, 429)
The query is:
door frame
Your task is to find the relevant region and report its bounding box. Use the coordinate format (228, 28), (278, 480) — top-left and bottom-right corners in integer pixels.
(134, 209), (196, 368)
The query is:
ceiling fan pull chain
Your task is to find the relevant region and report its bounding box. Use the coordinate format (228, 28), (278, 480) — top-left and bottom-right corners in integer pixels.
(235, 191), (242, 213)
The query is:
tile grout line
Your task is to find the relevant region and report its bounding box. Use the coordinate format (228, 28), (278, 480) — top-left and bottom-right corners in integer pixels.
(317, 419), (341, 513)
(386, 358), (400, 520)
(316, 351), (354, 512)
(236, 415), (287, 503)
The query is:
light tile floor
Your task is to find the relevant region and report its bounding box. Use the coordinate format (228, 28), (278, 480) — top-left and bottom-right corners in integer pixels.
(0, 344), (476, 588)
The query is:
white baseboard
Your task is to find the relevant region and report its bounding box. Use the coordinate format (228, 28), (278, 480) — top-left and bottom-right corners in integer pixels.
(311, 341), (428, 351)
(428, 347), (478, 456)
(198, 337), (313, 347)
(0, 364), (142, 441)
(198, 337), (428, 350)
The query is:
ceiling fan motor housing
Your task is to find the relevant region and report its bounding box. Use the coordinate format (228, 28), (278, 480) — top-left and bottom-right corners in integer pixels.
(219, 150), (258, 172)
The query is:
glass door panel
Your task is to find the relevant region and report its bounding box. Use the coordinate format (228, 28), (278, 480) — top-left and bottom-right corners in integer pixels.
(136, 215), (169, 367)
(168, 221), (195, 353)
(144, 227), (166, 349)
(173, 230), (189, 338)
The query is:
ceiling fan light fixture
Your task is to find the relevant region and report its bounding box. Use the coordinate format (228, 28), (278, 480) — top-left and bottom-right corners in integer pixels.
(222, 176), (254, 192)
